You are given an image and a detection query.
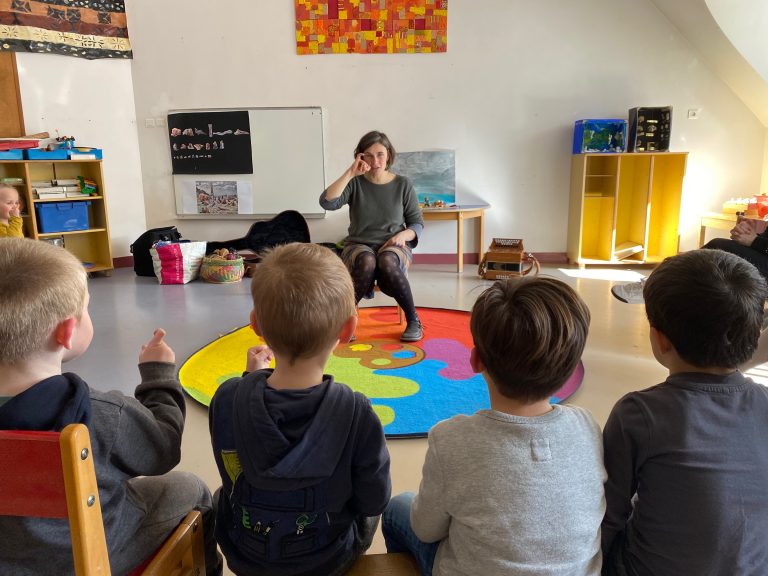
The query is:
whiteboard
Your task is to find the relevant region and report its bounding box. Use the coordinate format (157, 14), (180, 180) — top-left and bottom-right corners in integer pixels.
(171, 107), (326, 218)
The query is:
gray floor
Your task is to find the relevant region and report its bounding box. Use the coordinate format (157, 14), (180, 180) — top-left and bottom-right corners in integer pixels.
(70, 264), (493, 396)
(69, 270), (256, 394)
(73, 262), (660, 571)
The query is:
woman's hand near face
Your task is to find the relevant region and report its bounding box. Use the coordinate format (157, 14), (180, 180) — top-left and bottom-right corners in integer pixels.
(324, 154), (371, 201)
(349, 153), (370, 177)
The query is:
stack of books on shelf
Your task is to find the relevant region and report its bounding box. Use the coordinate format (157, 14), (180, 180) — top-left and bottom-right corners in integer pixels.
(0, 177), (24, 187)
(32, 179), (93, 199)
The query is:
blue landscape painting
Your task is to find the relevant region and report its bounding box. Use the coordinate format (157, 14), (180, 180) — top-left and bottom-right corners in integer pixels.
(391, 150), (456, 206)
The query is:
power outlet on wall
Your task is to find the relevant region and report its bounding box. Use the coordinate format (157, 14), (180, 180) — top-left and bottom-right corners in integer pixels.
(687, 108), (701, 120)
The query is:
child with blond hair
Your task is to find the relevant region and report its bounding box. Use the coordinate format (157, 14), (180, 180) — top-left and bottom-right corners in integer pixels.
(209, 242), (391, 576)
(0, 184), (24, 238)
(0, 237), (221, 575)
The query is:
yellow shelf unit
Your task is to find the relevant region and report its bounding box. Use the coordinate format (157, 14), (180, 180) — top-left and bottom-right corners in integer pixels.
(567, 152), (687, 266)
(0, 159), (112, 272)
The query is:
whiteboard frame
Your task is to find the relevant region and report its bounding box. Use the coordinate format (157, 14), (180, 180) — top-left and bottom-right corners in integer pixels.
(170, 106), (326, 219)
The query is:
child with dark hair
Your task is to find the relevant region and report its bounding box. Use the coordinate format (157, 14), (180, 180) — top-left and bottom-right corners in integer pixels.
(602, 249), (768, 576)
(382, 276), (606, 576)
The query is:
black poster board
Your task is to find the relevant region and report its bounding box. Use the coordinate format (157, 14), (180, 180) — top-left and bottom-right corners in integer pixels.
(168, 110), (253, 174)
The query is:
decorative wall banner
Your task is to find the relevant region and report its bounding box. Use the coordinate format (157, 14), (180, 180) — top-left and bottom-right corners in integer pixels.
(0, 0), (132, 60)
(168, 111), (253, 175)
(295, 0), (448, 55)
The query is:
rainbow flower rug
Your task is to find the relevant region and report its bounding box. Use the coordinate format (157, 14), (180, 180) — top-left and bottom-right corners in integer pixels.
(179, 307), (584, 438)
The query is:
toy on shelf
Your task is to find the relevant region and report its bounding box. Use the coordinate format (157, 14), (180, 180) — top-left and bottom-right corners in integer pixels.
(78, 176), (98, 195)
(573, 119), (627, 153)
(723, 195), (768, 218)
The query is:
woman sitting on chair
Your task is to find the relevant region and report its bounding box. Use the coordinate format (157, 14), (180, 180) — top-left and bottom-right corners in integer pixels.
(320, 130), (424, 342)
(704, 215), (768, 280)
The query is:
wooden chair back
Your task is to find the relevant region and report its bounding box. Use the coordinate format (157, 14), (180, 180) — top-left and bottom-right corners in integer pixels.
(0, 423), (205, 576)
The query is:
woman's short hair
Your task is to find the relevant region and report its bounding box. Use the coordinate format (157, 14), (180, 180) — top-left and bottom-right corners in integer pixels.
(470, 276), (590, 402)
(354, 130), (396, 169)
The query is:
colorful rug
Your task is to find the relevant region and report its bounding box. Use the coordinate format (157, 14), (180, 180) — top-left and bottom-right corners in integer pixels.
(179, 307), (585, 438)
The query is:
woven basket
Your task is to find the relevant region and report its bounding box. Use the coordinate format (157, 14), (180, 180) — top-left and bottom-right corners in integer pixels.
(201, 256), (245, 283)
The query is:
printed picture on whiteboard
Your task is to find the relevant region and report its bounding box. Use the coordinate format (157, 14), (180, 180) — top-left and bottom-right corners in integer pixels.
(197, 181), (239, 215)
(168, 110), (253, 174)
(178, 180), (254, 216)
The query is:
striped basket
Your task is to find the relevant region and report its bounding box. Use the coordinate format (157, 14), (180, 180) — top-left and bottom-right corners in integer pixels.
(200, 256), (245, 283)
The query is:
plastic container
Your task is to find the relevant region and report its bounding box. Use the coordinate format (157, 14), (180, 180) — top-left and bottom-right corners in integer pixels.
(68, 148), (103, 160)
(24, 148), (69, 160)
(35, 201), (91, 233)
(0, 149), (23, 160)
(573, 119), (627, 154)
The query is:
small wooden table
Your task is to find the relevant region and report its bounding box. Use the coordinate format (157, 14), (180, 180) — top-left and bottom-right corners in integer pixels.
(422, 204), (489, 273)
(699, 212), (737, 247)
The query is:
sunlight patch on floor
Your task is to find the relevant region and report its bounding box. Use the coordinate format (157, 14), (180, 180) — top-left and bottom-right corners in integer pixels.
(558, 268), (646, 282)
(745, 363), (768, 387)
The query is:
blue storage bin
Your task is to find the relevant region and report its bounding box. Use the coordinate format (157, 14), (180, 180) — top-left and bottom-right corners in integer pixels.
(573, 119), (627, 153)
(68, 148), (103, 160)
(35, 201), (91, 233)
(0, 149), (24, 160)
(24, 148), (69, 160)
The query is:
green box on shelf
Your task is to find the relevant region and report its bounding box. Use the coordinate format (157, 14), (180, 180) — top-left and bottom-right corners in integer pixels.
(573, 119), (627, 153)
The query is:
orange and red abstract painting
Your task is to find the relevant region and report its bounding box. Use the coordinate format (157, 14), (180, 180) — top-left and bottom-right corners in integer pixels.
(295, 0), (447, 55)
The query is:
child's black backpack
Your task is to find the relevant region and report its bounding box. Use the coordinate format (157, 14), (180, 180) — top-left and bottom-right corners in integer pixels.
(129, 226), (183, 277)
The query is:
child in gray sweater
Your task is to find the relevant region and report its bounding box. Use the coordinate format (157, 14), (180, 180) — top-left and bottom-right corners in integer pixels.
(383, 276), (606, 576)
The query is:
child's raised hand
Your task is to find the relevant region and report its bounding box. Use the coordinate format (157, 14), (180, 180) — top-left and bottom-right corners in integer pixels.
(9, 205), (20, 218)
(349, 154), (370, 177)
(246, 345), (274, 372)
(139, 328), (175, 364)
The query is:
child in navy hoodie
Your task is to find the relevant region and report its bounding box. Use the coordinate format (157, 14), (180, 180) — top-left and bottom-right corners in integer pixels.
(209, 242), (391, 576)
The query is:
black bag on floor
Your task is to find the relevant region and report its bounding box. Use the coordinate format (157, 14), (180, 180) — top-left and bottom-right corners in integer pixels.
(206, 210), (310, 256)
(130, 226), (183, 277)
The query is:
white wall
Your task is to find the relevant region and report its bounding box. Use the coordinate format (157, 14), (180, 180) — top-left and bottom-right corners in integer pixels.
(16, 53), (146, 256)
(704, 0), (768, 196)
(133, 1), (767, 255)
(706, 0), (768, 83)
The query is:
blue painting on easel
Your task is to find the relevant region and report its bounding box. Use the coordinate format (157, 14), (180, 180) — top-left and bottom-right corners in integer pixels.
(391, 150), (455, 207)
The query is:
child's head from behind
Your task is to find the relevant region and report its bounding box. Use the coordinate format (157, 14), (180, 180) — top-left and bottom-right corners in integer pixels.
(644, 249), (766, 369)
(470, 276), (590, 402)
(250, 243), (356, 363)
(0, 238), (89, 365)
(0, 185), (20, 223)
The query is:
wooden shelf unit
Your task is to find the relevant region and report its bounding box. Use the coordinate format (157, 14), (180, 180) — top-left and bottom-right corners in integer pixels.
(567, 152), (687, 266)
(0, 159), (112, 272)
